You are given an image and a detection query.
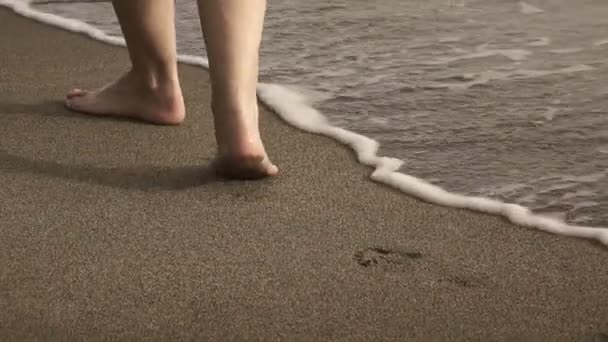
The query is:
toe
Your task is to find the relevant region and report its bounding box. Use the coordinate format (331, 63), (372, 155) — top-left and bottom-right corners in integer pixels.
(66, 88), (86, 99)
(246, 161), (278, 179)
(265, 160), (279, 176)
(64, 97), (74, 109)
(64, 96), (79, 109)
(212, 155), (278, 180)
(64, 93), (91, 112)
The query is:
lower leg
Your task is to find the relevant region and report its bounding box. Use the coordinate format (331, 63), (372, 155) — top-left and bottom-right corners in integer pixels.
(198, 0), (278, 178)
(65, 0), (185, 125)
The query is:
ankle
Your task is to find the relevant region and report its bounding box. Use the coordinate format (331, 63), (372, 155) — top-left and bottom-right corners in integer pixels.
(216, 140), (266, 164)
(212, 106), (260, 138)
(128, 66), (180, 92)
(211, 93), (258, 114)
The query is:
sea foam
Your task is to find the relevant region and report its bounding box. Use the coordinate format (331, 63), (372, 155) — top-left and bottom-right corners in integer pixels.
(2, 0), (607, 247)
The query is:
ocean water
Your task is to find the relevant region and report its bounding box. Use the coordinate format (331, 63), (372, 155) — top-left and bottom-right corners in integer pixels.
(20, 0), (608, 226)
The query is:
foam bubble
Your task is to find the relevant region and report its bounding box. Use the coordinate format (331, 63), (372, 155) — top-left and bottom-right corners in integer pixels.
(594, 39), (608, 47)
(543, 107), (559, 121)
(425, 64), (594, 90)
(527, 37), (551, 47)
(549, 48), (583, 54)
(2, 0), (607, 247)
(422, 48), (532, 65)
(438, 36), (462, 43)
(519, 2), (544, 15)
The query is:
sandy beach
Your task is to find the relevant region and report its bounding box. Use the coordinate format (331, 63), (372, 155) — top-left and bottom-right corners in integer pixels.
(1, 7), (607, 341)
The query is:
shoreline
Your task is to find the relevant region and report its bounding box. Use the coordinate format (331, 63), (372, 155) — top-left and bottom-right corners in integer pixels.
(1, 5), (607, 341)
(3, 0), (607, 246)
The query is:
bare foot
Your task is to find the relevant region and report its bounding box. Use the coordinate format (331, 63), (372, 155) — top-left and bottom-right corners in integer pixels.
(64, 70), (185, 125)
(211, 102), (278, 180)
(213, 154), (278, 180)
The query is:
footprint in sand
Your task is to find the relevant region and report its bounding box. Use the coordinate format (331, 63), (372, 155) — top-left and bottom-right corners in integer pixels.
(354, 247), (490, 289)
(354, 247), (423, 269)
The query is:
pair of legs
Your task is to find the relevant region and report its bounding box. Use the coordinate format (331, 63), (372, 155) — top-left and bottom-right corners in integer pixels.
(64, 0), (277, 179)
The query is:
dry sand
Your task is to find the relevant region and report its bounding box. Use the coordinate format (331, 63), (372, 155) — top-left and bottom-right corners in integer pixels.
(0, 7), (607, 341)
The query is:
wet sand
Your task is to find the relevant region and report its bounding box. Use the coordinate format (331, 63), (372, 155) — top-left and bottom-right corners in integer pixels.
(0, 7), (607, 341)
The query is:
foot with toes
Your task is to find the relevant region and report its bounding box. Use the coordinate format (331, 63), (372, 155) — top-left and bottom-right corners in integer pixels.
(63, 0), (277, 180)
(65, 70), (185, 125)
(64, 74), (278, 180)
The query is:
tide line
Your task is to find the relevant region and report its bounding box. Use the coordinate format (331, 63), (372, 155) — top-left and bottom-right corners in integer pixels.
(2, 0), (607, 246)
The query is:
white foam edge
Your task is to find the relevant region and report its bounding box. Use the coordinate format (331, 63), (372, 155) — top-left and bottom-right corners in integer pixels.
(3, 0), (607, 246)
